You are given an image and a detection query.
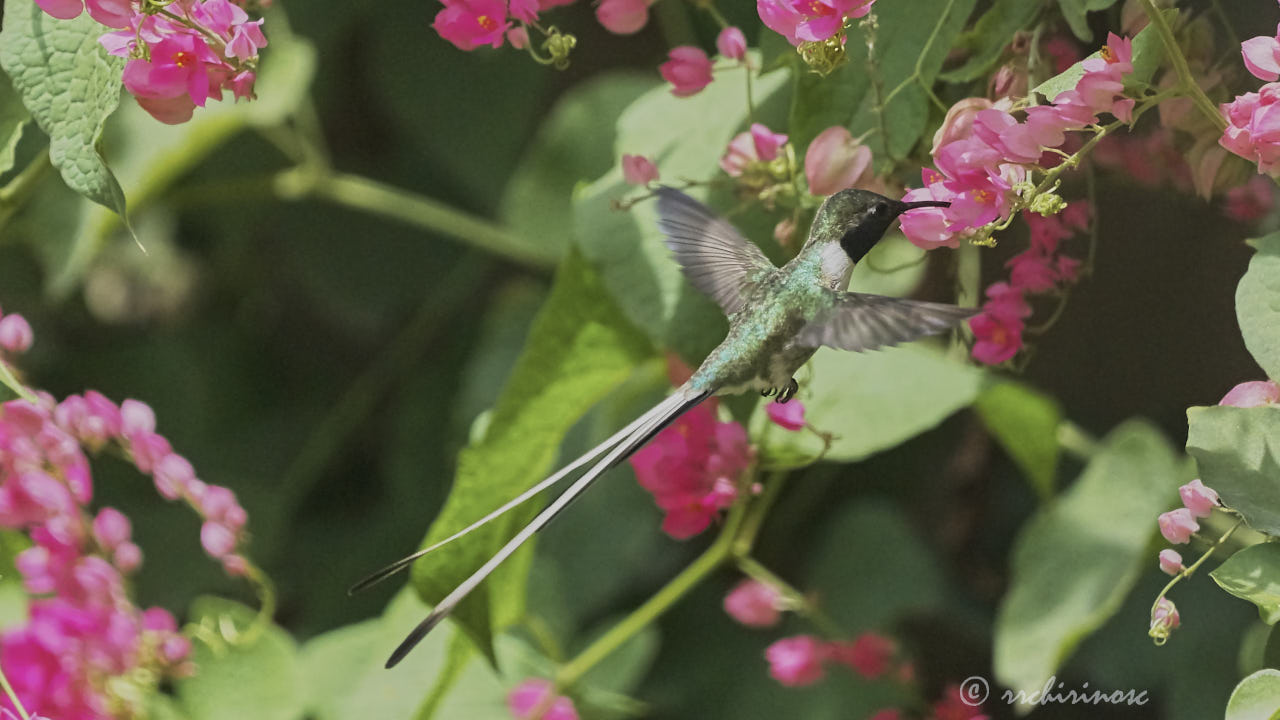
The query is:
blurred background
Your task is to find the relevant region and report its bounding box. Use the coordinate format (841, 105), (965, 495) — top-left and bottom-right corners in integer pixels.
(0, 0), (1276, 718)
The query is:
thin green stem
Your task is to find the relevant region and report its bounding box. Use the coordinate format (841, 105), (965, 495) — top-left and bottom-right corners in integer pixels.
(1150, 518), (1244, 633)
(554, 495), (750, 688)
(1056, 420), (1099, 460)
(274, 168), (555, 269)
(879, 0), (955, 109)
(1137, 0), (1225, 131)
(0, 662), (30, 720)
(731, 471), (786, 557)
(0, 361), (36, 404)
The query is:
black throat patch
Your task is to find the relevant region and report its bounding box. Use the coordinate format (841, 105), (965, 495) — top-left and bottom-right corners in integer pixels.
(838, 219), (893, 264)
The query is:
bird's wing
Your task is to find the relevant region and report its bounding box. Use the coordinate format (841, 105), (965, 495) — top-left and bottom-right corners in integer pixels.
(795, 291), (979, 352)
(654, 187), (776, 316)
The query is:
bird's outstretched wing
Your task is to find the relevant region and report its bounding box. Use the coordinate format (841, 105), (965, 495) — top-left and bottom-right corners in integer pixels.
(796, 291), (978, 352)
(654, 187), (776, 316)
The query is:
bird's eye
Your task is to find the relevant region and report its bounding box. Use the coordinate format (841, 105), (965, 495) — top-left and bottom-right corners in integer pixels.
(871, 201), (889, 217)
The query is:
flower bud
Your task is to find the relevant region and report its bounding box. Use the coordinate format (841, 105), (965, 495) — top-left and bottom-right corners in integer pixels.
(1149, 596), (1180, 643)
(0, 314), (34, 354)
(1157, 508), (1198, 544)
(1219, 379), (1280, 408)
(1179, 479), (1219, 518)
(659, 46), (713, 97)
(507, 678), (579, 720)
(805, 126), (872, 196)
(931, 98), (992, 155)
(621, 154), (659, 185)
(765, 399), (805, 431)
(596, 0), (648, 35)
(765, 635), (826, 687)
(829, 632), (895, 678)
(717, 26), (747, 61)
(723, 579), (783, 627)
(1158, 549), (1184, 576)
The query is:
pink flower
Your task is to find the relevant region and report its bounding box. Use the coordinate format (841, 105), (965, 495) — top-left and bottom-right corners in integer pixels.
(765, 400), (805, 431)
(1220, 85), (1280, 174)
(1243, 30), (1280, 82)
(432, 0), (510, 51)
(720, 132), (757, 176)
(122, 33), (223, 107)
(226, 19), (268, 60)
(92, 508), (131, 550)
(0, 314), (34, 354)
(723, 579), (782, 627)
(805, 126), (873, 196)
(1224, 176), (1274, 222)
(765, 635), (826, 687)
(1219, 379), (1280, 407)
(1157, 508), (1198, 544)
(659, 47), (714, 97)
(630, 403), (752, 539)
(33, 0), (131, 27)
(1179, 479), (1219, 518)
(829, 632), (895, 679)
(1151, 597), (1180, 633)
(757, 0), (875, 46)
(120, 400), (156, 437)
(621, 154), (659, 185)
(969, 286), (1027, 367)
(1158, 549), (1184, 576)
(596, 0), (648, 35)
(200, 521), (237, 558)
(1006, 251), (1057, 293)
(717, 26), (747, 61)
(931, 98), (993, 155)
(507, 678), (579, 720)
(507, 26), (529, 49)
(750, 123), (788, 162)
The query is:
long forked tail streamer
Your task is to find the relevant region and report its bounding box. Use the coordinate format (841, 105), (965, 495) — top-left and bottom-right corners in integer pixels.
(383, 385), (711, 669)
(348, 392), (692, 596)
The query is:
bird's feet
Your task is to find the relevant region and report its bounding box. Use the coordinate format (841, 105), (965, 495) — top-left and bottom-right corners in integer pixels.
(777, 378), (799, 404)
(761, 378), (800, 403)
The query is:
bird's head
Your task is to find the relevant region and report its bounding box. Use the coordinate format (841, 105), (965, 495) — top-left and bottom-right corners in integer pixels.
(805, 189), (950, 264)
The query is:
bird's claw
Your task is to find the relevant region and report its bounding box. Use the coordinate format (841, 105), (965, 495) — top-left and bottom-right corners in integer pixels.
(775, 378), (799, 404)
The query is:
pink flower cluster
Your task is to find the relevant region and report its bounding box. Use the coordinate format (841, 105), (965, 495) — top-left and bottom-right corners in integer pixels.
(432, 0), (573, 50)
(757, 0), (875, 46)
(0, 314), (253, 718)
(900, 33), (1134, 251)
(27, 0), (270, 125)
(507, 678), (578, 720)
(966, 204), (1087, 366)
(721, 123), (788, 176)
(1221, 20), (1280, 173)
(764, 631), (897, 687)
(629, 401), (753, 539)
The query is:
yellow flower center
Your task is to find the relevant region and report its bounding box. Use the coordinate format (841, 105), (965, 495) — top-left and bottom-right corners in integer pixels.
(1100, 46), (1115, 63)
(476, 14), (498, 31)
(174, 51), (193, 67)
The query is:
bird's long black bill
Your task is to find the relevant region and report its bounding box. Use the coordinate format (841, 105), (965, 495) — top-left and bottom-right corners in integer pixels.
(383, 385), (712, 669)
(900, 200), (952, 211)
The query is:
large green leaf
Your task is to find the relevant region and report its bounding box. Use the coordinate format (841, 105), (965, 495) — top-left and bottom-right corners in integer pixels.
(993, 420), (1187, 699)
(572, 60), (788, 361)
(1057, 0), (1120, 42)
(1237, 232), (1280, 383)
(501, 73), (656, 261)
(409, 247), (652, 659)
(1227, 669), (1280, 720)
(0, 0), (126, 218)
(176, 597), (305, 720)
(752, 344), (983, 464)
(1213, 544), (1280, 625)
(1187, 406), (1280, 535)
(975, 381), (1061, 500)
(847, 0), (978, 161)
(940, 0), (1045, 83)
(0, 71), (28, 176)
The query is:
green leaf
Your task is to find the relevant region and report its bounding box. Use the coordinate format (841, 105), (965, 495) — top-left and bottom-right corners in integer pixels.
(1187, 406), (1280, 535)
(409, 247), (652, 660)
(176, 597), (304, 720)
(848, 0), (978, 160)
(753, 344), (984, 464)
(1213, 544), (1280, 625)
(1237, 232), (1280, 383)
(993, 420), (1187, 699)
(940, 0), (1045, 83)
(974, 381), (1062, 500)
(0, 70), (29, 176)
(501, 73), (656, 262)
(1032, 10), (1171, 102)
(1227, 669), (1280, 720)
(572, 58), (789, 361)
(1057, 0), (1120, 42)
(0, 0), (127, 218)
(1265, 623), (1280, 670)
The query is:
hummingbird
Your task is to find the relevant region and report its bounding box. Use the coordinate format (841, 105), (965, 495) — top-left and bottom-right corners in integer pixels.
(355, 187), (977, 668)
